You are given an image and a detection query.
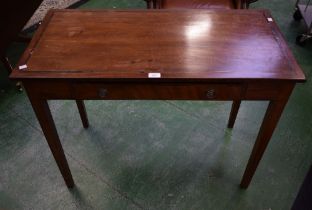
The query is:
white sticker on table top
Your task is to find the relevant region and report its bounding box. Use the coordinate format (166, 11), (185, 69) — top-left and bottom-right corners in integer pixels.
(148, 73), (161, 78)
(267, 18), (273, 22)
(18, 64), (27, 70)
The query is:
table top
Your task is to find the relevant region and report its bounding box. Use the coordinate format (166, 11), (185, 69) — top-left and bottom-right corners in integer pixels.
(10, 9), (305, 82)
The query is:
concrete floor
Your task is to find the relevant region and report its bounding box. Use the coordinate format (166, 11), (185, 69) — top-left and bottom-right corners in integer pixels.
(1, 0), (312, 209)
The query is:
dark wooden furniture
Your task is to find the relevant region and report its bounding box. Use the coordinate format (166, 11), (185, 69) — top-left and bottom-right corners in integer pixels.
(292, 165), (312, 210)
(144, 0), (155, 9)
(10, 9), (305, 189)
(291, 166), (312, 210)
(0, 0), (43, 90)
(0, 0), (43, 74)
(146, 0), (258, 9)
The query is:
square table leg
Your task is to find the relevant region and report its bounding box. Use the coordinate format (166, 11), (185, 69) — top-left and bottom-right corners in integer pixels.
(228, 100), (241, 129)
(76, 100), (89, 128)
(27, 94), (74, 188)
(240, 85), (294, 188)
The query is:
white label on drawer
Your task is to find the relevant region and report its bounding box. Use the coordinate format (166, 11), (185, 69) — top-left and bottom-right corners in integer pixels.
(148, 73), (161, 78)
(18, 64), (27, 70)
(267, 18), (273, 22)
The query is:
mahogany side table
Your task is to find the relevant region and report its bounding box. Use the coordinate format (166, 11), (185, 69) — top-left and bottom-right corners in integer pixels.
(10, 9), (306, 189)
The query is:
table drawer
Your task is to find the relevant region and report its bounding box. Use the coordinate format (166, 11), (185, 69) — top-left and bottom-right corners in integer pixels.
(71, 83), (243, 100)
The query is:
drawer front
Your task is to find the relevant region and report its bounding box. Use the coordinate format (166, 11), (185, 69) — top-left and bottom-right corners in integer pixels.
(72, 83), (243, 100)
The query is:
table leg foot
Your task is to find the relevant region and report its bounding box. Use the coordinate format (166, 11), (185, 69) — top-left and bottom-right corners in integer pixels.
(227, 100), (241, 129)
(76, 100), (89, 128)
(28, 96), (75, 188)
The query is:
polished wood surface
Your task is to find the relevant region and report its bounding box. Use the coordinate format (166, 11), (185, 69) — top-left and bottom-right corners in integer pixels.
(10, 9), (306, 189)
(11, 9), (305, 82)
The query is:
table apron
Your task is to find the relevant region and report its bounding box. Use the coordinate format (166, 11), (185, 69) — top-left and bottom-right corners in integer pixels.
(22, 81), (295, 101)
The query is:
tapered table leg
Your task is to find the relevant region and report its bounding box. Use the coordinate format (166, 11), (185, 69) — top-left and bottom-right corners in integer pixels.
(76, 100), (89, 128)
(240, 98), (291, 188)
(28, 95), (74, 188)
(228, 100), (241, 128)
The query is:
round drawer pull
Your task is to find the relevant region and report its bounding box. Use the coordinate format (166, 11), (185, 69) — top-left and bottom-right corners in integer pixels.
(98, 88), (108, 98)
(206, 89), (215, 99)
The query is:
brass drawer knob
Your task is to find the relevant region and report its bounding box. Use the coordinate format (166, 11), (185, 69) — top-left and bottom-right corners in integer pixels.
(98, 88), (107, 98)
(206, 89), (215, 99)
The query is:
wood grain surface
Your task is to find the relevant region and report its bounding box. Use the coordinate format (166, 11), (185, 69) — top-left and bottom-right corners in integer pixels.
(10, 9), (305, 82)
